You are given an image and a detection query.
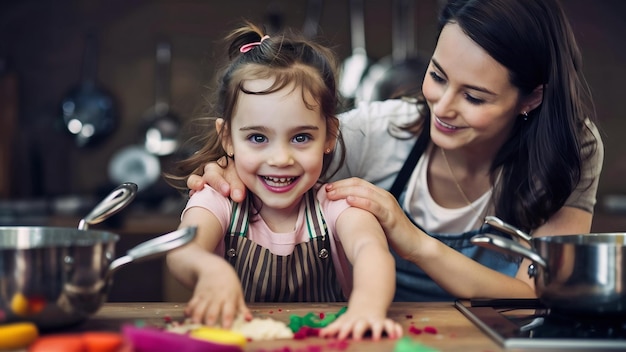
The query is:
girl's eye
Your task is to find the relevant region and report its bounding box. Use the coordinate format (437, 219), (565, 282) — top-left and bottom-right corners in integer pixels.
(429, 71), (445, 83)
(292, 134), (311, 144)
(248, 134), (267, 143)
(464, 93), (485, 105)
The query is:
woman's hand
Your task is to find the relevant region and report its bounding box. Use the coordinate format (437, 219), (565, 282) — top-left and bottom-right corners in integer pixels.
(186, 157), (247, 202)
(185, 267), (252, 329)
(325, 177), (420, 259)
(319, 308), (402, 341)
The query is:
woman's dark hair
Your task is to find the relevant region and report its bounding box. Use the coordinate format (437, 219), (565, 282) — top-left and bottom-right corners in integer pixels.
(166, 22), (345, 196)
(410, 0), (598, 232)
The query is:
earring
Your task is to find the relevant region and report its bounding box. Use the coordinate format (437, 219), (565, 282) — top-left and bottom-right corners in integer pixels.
(227, 152), (234, 158)
(325, 148), (332, 154)
(522, 111), (529, 121)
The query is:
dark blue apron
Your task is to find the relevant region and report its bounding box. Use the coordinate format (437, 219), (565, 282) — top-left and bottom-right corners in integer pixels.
(388, 133), (520, 301)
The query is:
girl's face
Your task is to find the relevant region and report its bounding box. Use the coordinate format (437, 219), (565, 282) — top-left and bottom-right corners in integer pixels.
(223, 78), (334, 213)
(422, 22), (527, 154)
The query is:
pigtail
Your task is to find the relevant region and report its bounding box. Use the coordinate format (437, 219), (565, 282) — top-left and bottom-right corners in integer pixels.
(225, 22), (268, 59)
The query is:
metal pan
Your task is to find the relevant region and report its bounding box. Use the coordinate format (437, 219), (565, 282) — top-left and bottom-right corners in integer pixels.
(471, 216), (626, 315)
(0, 183), (196, 329)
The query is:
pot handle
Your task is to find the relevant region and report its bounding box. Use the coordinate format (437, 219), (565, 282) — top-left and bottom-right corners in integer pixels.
(78, 182), (138, 230)
(483, 216), (533, 242)
(471, 234), (547, 269)
(106, 226), (197, 280)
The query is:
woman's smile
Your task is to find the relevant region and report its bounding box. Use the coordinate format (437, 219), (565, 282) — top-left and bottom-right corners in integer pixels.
(434, 116), (461, 131)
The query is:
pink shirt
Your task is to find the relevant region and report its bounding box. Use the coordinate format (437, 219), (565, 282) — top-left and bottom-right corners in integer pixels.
(183, 185), (354, 297)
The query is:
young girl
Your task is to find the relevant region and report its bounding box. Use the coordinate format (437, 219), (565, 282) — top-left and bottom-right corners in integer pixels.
(165, 23), (401, 341)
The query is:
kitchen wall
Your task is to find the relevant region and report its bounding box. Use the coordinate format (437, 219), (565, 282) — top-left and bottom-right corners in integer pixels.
(1, 0), (626, 225)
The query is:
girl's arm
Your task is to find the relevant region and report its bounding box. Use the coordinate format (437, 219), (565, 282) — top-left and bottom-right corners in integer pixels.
(320, 207), (402, 340)
(166, 207), (251, 328)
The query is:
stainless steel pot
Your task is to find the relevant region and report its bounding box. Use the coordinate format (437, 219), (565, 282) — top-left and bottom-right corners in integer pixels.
(471, 216), (626, 315)
(0, 183), (196, 329)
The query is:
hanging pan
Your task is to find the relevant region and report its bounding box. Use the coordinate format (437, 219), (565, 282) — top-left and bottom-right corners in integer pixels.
(60, 32), (118, 148)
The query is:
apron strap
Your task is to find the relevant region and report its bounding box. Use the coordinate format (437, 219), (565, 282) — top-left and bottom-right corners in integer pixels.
(228, 195), (250, 237)
(304, 190), (328, 240)
(228, 190), (327, 240)
(389, 123), (430, 200)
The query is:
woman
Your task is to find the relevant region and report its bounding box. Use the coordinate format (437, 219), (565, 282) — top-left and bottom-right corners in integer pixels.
(186, 0), (603, 301)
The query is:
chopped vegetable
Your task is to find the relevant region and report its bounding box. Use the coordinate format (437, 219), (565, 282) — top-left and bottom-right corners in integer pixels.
(190, 326), (247, 347)
(288, 306), (347, 332)
(394, 336), (439, 352)
(82, 332), (124, 352)
(0, 322), (39, 350)
(28, 334), (84, 352)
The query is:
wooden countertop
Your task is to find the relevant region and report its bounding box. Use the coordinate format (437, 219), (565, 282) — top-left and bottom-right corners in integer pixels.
(72, 301), (502, 352)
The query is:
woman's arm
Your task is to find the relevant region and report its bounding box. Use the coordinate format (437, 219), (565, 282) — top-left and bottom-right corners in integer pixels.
(325, 178), (538, 299)
(320, 207), (402, 340)
(187, 158), (247, 203)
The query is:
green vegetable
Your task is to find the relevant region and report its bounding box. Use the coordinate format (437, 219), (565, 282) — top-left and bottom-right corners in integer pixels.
(288, 306), (348, 332)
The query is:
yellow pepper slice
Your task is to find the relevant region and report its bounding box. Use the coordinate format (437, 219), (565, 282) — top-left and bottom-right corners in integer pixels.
(190, 326), (247, 347)
(10, 293), (29, 316)
(0, 322), (39, 350)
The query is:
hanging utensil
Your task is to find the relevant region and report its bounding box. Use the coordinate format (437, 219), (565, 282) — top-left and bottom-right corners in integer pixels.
(60, 32), (118, 148)
(108, 145), (161, 193)
(141, 42), (180, 157)
(302, 0), (323, 39)
(338, 0), (372, 106)
(358, 0), (427, 102)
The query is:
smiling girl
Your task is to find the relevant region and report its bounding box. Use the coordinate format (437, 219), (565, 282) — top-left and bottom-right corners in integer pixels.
(164, 23), (401, 340)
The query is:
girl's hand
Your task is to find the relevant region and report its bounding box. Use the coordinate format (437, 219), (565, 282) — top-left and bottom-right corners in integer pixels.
(186, 157), (247, 202)
(325, 178), (419, 259)
(184, 269), (252, 329)
(319, 308), (403, 341)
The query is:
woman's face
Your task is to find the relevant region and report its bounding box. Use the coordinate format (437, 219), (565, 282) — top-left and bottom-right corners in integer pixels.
(223, 78), (333, 214)
(422, 22), (526, 154)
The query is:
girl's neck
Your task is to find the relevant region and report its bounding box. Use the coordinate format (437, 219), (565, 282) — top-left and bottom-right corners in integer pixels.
(253, 195), (304, 233)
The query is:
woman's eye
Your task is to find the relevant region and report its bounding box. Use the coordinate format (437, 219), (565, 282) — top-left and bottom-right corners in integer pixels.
(248, 134), (267, 143)
(292, 134), (311, 143)
(464, 93), (485, 105)
(429, 71), (445, 83)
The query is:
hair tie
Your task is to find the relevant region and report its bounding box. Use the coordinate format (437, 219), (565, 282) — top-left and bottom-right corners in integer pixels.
(239, 35), (270, 53)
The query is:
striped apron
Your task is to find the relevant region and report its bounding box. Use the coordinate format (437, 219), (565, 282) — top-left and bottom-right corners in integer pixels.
(224, 190), (345, 302)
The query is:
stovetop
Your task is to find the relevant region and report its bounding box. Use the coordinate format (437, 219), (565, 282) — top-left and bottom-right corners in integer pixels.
(455, 299), (626, 351)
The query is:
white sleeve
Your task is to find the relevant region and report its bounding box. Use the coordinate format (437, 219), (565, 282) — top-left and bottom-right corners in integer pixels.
(329, 99), (421, 190)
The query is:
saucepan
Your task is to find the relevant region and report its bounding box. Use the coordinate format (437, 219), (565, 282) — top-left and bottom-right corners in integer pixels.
(471, 216), (626, 315)
(0, 183), (196, 329)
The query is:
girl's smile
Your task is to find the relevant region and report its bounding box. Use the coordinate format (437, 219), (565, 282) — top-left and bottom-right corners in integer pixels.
(259, 175), (299, 193)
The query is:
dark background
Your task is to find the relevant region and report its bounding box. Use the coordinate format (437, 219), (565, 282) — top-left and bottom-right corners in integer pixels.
(1, 0), (626, 301)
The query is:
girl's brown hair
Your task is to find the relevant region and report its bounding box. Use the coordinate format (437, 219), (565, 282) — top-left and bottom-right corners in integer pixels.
(165, 22), (345, 193)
